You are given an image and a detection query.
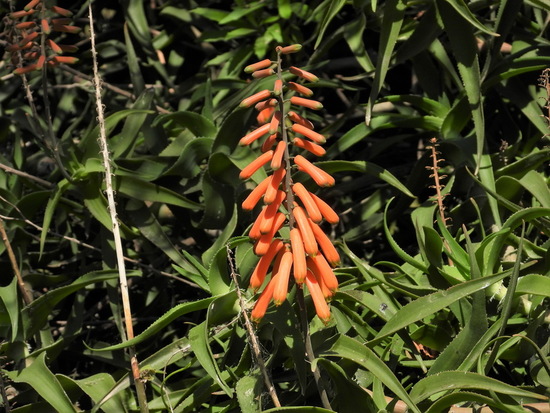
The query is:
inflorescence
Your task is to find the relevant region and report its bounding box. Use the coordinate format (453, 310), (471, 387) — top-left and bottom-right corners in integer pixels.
(238, 44), (340, 324)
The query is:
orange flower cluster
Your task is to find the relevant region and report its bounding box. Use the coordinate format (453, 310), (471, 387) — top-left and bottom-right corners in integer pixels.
(7, 0), (79, 75)
(239, 45), (340, 324)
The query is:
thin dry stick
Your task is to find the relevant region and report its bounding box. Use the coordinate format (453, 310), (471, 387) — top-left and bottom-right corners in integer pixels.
(88, 3), (149, 412)
(0, 218), (32, 306)
(59, 64), (171, 114)
(0, 162), (53, 188)
(226, 245), (281, 408)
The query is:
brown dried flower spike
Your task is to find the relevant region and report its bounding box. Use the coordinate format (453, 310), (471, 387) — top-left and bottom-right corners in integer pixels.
(238, 45), (339, 324)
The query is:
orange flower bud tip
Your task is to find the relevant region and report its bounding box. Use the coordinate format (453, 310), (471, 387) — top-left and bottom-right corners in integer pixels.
(52, 56), (79, 65)
(273, 79), (283, 96)
(291, 123), (326, 144)
(52, 24), (81, 34)
(290, 96), (323, 110)
(36, 55), (46, 69)
(24, 0), (40, 11)
(51, 6), (74, 17)
(289, 66), (319, 83)
(47, 39), (63, 54)
(245, 59), (272, 73)
(288, 82), (314, 97)
(276, 44), (302, 54)
(10, 9), (36, 19)
(240, 89), (272, 108)
(15, 21), (36, 30)
(239, 150), (274, 180)
(252, 68), (275, 79)
(13, 64), (38, 75)
(41, 19), (51, 34)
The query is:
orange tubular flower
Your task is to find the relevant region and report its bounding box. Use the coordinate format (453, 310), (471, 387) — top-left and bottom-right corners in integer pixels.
(270, 141), (287, 170)
(288, 111), (315, 130)
(242, 176), (271, 211)
(51, 6), (73, 17)
(291, 123), (325, 144)
(257, 107), (275, 125)
(251, 275), (277, 322)
(41, 19), (51, 34)
(276, 44), (302, 54)
(308, 218), (340, 266)
(269, 111), (282, 135)
(254, 212), (286, 255)
(240, 90), (272, 108)
(292, 206), (318, 256)
(245, 59), (272, 73)
(294, 155), (335, 187)
(240, 123), (271, 146)
(260, 191), (286, 234)
(252, 68), (275, 78)
(289, 66), (319, 83)
(273, 79), (283, 96)
(288, 82), (313, 97)
(239, 150), (274, 180)
(15, 21), (36, 29)
(293, 138), (326, 157)
(264, 167), (286, 204)
(309, 193), (339, 224)
(47, 39), (63, 54)
(308, 254), (338, 292)
(292, 183), (322, 223)
(261, 133), (279, 152)
(305, 269), (331, 323)
(249, 239), (284, 290)
(290, 96), (323, 110)
(249, 208), (268, 240)
(272, 250), (293, 305)
(24, 0), (40, 11)
(290, 228), (307, 283)
(255, 99), (278, 111)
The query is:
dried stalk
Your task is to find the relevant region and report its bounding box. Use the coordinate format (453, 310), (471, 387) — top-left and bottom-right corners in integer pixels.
(226, 245), (281, 408)
(88, 3), (148, 412)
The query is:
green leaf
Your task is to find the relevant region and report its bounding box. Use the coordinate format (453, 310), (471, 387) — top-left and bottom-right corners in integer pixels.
(114, 175), (202, 210)
(321, 335), (421, 413)
(409, 371), (547, 404)
(277, 0), (292, 19)
(91, 297), (214, 351)
(124, 22), (145, 95)
(191, 8), (229, 23)
(441, 0), (499, 35)
(314, 0), (346, 49)
(425, 391), (521, 413)
(40, 179), (70, 259)
(236, 374), (261, 413)
(111, 89), (156, 158)
(125, 200), (195, 272)
(365, 0), (406, 125)
(311, 160), (414, 197)
(0, 276), (20, 341)
(202, 204), (238, 266)
(218, 2), (264, 25)
(8, 353), (77, 412)
(25, 270), (137, 337)
(344, 13), (375, 73)
(58, 373), (127, 413)
(374, 270), (511, 343)
(516, 274), (550, 296)
(189, 295), (237, 397)
(154, 111), (217, 138)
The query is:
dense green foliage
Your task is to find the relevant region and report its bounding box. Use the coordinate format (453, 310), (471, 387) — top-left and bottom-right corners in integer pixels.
(0, 0), (549, 412)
